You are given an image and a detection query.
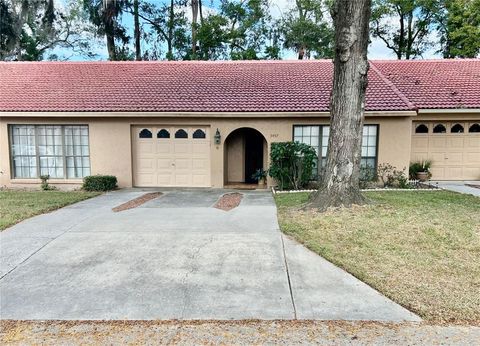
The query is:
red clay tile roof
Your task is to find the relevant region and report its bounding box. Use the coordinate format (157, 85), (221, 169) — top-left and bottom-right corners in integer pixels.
(0, 60), (478, 113)
(371, 59), (480, 110)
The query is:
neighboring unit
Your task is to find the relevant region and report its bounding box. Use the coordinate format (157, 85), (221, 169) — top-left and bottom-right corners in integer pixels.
(0, 60), (479, 189)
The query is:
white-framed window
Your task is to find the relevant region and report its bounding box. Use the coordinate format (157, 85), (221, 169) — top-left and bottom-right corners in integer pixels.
(293, 124), (378, 179)
(9, 125), (90, 179)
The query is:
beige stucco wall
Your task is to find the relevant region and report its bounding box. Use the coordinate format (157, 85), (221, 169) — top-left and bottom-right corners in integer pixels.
(375, 117), (412, 172)
(0, 113), (423, 189)
(226, 131), (245, 183)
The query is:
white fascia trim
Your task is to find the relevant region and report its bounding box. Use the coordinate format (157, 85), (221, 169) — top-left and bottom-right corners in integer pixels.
(418, 108), (480, 114)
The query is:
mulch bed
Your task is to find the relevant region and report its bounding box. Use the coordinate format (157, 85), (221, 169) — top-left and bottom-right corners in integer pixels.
(112, 192), (162, 212)
(2, 320), (480, 345)
(214, 192), (243, 211)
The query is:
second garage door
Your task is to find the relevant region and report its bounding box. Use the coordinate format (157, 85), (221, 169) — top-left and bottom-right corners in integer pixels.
(132, 126), (211, 187)
(411, 121), (480, 180)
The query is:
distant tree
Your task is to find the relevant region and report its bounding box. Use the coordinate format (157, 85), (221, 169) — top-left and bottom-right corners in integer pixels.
(130, 0), (189, 60)
(371, 0), (440, 59)
(194, 0), (272, 60)
(281, 0), (334, 59)
(1, 0), (96, 61)
(307, 0), (372, 210)
(133, 0), (141, 60)
(437, 0), (480, 58)
(194, 13), (229, 59)
(85, 0), (130, 60)
(264, 24), (281, 59)
(0, 0), (16, 58)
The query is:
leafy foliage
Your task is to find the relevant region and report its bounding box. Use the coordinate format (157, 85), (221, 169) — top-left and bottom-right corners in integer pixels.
(0, 0), (16, 57)
(376, 163), (410, 188)
(437, 0), (480, 58)
(371, 0), (441, 59)
(360, 163), (412, 189)
(269, 142), (317, 190)
(132, 0), (190, 60)
(2, 0), (478, 61)
(0, 0), (97, 61)
(251, 168), (267, 182)
(280, 0), (334, 59)
(359, 165), (377, 189)
(409, 160), (432, 179)
(83, 175), (118, 191)
(83, 0), (130, 60)
(40, 174), (55, 191)
(192, 0), (272, 60)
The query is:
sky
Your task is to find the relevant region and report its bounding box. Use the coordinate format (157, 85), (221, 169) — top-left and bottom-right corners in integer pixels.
(55, 0), (441, 61)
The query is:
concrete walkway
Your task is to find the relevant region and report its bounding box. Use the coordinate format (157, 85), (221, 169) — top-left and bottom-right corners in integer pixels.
(0, 189), (419, 321)
(432, 181), (480, 197)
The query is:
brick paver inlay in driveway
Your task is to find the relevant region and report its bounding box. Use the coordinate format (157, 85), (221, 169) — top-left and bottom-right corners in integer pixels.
(0, 189), (420, 321)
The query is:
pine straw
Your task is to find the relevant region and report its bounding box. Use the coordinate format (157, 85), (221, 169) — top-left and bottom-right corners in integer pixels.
(214, 192), (243, 211)
(112, 192), (162, 212)
(1, 320), (479, 345)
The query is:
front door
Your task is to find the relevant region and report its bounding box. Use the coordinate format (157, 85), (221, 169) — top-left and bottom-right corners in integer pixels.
(244, 129), (264, 183)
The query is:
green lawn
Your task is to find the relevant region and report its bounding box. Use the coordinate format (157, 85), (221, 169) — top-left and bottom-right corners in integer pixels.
(0, 190), (100, 231)
(275, 191), (480, 324)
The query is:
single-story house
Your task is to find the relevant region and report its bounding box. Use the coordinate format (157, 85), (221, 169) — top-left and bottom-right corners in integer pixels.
(0, 59), (479, 189)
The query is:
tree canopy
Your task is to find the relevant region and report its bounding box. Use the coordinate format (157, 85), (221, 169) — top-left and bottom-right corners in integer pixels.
(0, 0), (478, 61)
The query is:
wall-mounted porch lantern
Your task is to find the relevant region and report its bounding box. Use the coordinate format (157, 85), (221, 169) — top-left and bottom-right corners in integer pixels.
(214, 128), (221, 145)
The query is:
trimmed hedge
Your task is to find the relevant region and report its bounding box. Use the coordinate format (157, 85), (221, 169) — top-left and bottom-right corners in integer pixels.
(83, 175), (117, 191)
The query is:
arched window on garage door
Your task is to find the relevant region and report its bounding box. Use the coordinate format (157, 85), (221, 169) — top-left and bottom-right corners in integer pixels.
(175, 129), (188, 139)
(451, 123), (464, 133)
(415, 124), (429, 133)
(469, 123), (480, 133)
(433, 124), (447, 134)
(193, 129), (206, 139)
(139, 129), (152, 138)
(157, 129), (170, 138)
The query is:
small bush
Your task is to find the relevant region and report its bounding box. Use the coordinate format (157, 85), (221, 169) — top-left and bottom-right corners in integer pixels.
(269, 142), (317, 190)
(377, 163), (412, 188)
(359, 165), (377, 189)
(83, 175), (117, 191)
(40, 175), (55, 191)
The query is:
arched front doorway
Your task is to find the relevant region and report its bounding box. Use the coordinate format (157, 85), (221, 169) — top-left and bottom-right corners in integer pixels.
(224, 128), (267, 187)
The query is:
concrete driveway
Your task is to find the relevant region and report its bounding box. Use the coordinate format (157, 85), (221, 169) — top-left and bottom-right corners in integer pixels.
(0, 189), (419, 321)
(431, 181), (480, 197)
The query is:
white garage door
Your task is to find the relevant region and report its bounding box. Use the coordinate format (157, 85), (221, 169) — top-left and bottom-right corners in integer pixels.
(132, 126), (211, 187)
(411, 121), (480, 180)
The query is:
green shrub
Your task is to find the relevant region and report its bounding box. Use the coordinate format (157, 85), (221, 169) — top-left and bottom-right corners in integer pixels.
(409, 160), (432, 179)
(377, 163), (412, 188)
(269, 142), (317, 190)
(40, 175), (55, 191)
(359, 165), (377, 189)
(251, 168), (267, 182)
(83, 175), (117, 191)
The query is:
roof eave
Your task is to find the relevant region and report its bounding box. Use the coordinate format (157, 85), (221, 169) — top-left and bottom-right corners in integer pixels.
(0, 110), (416, 117)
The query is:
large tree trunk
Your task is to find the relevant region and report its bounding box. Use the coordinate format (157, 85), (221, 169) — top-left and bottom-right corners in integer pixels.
(105, 29), (116, 60)
(103, 0), (117, 60)
(133, 0), (141, 60)
(306, 0), (371, 211)
(191, 0), (199, 56)
(298, 46), (305, 59)
(166, 0), (174, 60)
